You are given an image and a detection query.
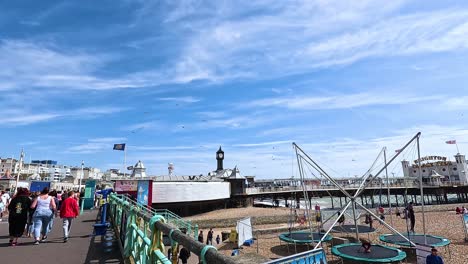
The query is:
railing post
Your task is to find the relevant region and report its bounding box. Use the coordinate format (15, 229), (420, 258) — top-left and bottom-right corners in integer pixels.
(194, 224), (199, 240)
(123, 206), (136, 258)
(149, 215), (166, 263)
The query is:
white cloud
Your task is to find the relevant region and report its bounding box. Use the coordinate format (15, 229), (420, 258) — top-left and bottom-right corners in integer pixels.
(89, 137), (127, 143)
(441, 96), (468, 110)
(233, 140), (292, 148)
(122, 121), (161, 132)
(248, 92), (441, 110)
(0, 113), (59, 125)
(68, 107), (128, 116)
(67, 143), (109, 154)
(0, 106), (128, 126)
(195, 111), (226, 119)
(305, 10), (468, 67)
(158, 96), (201, 103)
(167, 4), (468, 83)
(67, 137), (127, 154)
(121, 124), (468, 179)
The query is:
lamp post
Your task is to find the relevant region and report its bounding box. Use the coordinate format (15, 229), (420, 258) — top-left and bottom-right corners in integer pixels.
(79, 160), (84, 193)
(15, 149), (24, 193)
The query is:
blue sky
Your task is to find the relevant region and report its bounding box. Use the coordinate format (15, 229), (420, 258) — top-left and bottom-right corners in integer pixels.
(1, 1), (468, 179)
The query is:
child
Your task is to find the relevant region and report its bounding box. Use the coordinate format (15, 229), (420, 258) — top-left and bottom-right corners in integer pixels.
(216, 234), (220, 245)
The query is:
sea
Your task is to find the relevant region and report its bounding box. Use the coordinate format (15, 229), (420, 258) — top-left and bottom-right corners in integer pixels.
(254, 194), (460, 210)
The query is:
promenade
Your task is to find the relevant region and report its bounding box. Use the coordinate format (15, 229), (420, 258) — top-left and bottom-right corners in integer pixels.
(0, 210), (122, 264)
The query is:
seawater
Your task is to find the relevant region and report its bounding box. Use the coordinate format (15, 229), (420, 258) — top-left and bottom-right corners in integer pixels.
(255, 194), (459, 210)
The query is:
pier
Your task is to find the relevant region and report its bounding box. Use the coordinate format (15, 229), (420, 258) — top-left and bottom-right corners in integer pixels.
(237, 180), (468, 209)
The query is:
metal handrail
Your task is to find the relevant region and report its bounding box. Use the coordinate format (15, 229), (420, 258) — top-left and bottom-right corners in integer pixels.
(109, 193), (235, 264)
(117, 194), (195, 236)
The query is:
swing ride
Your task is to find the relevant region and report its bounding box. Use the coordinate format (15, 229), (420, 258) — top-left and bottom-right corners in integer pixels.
(286, 132), (454, 263)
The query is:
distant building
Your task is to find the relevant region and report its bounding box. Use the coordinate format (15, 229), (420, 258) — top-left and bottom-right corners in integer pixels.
(70, 167), (103, 183)
(402, 153), (468, 184)
(131, 160), (147, 178)
(0, 158), (17, 176)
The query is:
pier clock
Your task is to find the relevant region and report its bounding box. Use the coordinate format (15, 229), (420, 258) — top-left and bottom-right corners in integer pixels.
(216, 146), (224, 171)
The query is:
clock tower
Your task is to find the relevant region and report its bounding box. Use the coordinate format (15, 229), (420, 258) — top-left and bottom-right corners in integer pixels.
(216, 146), (224, 171)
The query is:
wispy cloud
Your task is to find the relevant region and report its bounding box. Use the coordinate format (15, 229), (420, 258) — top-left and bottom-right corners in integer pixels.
(66, 137), (127, 154)
(196, 111), (226, 119)
(131, 145), (197, 151)
(158, 96), (201, 103)
(248, 92), (441, 110)
(233, 140), (292, 148)
(0, 113), (59, 125)
(122, 121), (161, 132)
(89, 137), (127, 143)
(67, 142), (110, 154)
(304, 10), (468, 67)
(165, 4), (468, 83)
(0, 106), (128, 126)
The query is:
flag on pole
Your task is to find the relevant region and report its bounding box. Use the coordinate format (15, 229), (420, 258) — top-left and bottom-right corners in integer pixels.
(445, 140), (456, 144)
(113, 143), (126, 151)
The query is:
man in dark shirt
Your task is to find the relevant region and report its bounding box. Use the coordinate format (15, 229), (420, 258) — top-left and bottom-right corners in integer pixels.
(207, 228), (214, 245)
(426, 247), (443, 264)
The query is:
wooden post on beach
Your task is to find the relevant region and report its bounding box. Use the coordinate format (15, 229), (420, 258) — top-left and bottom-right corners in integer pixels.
(330, 197), (334, 209)
(339, 197), (343, 207)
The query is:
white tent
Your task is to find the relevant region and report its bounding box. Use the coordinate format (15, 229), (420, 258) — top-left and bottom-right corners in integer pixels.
(236, 217), (253, 247)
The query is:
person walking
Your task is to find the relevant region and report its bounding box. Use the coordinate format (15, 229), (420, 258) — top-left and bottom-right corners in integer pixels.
(47, 190), (59, 233)
(60, 191), (80, 242)
(26, 192), (38, 238)
(207, 228), (214, 245)
(1, 190), (11, 221)
(216, 234), (221, 245)
(31, 187), (56, 245)
(7, 188), (31, 246)
(198, 230), (204, 243)
(0, 196), (5, 222)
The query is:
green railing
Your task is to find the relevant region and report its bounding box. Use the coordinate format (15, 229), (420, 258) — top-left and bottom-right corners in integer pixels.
(109, 193), (171, 264)
(154, 209), (198, 239)
(116, 194), (198, 239)
(108, 193), (235, 264)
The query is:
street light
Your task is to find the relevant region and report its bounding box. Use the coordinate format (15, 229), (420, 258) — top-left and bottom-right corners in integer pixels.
(79, 160), (84, 193)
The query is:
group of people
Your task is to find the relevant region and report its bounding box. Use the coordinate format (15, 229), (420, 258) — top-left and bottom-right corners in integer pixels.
(198, 228), (220, 245)
(167, 228), (221, 264)
(1, 187), (80, 246)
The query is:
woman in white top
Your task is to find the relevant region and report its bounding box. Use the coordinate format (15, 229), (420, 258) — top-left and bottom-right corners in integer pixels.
(31, 187), (56, 245)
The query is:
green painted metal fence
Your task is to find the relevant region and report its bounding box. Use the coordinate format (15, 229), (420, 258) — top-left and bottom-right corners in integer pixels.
(109, 193), (171, 264)
(108, 193), (234, 264)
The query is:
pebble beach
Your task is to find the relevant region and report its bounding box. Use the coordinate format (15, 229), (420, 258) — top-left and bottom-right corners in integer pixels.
(187, 204), (468, 264)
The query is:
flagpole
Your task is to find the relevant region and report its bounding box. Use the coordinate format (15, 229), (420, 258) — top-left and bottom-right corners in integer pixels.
(79, 160), (84, 193)
(456, 142), (460, 154)
(124, 146), (127, 178)
(15, 149), (24, 194)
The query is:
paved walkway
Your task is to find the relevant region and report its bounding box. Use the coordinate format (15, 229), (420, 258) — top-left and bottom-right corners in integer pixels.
(0, 210), (123, 264)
